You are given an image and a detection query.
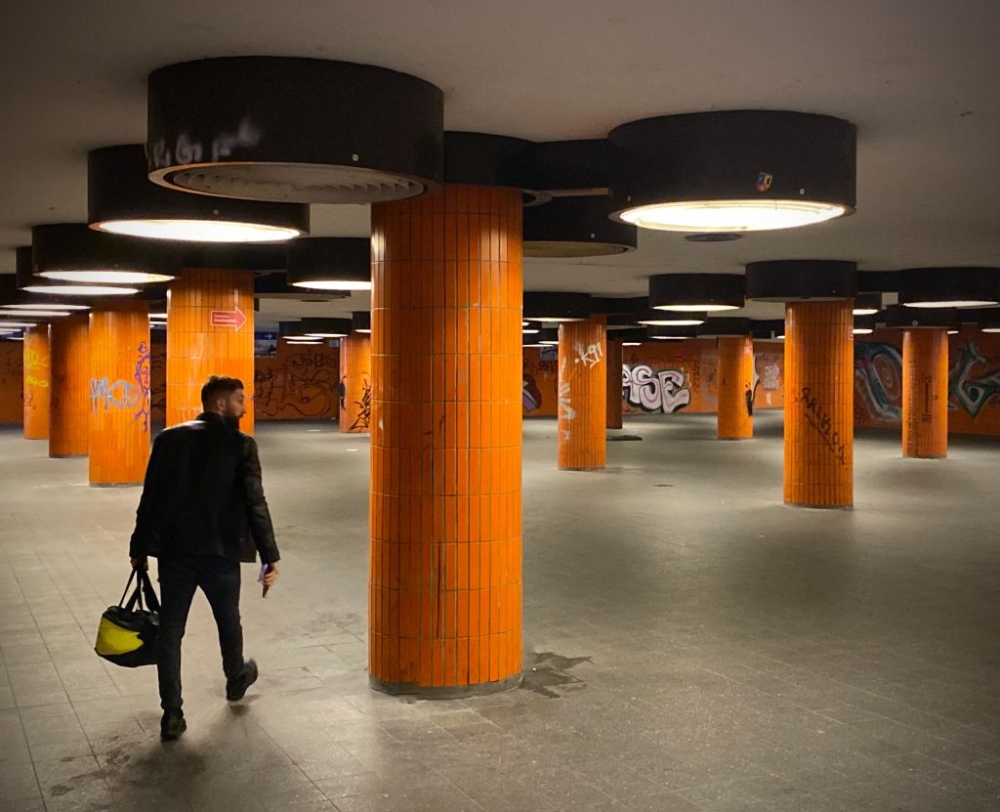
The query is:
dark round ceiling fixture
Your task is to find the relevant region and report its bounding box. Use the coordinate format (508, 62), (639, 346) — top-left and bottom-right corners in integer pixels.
(745, 260), (857, 302)
(883, 305), (960, 330)
(443, 132), (546, 205)
(278, 320), (321, 342)
(352, 311), (371, 333)
(649, 273), (744, 312)
(301, 317), (353, 338)
(646, 324), (701, 340)
(523, 292), (591, 322)
(524, 195), (637, 258)
(286, 238), (370, 291)
(750, 319), (786, 340)
(609, 111), (856, 233)
(852, 314), (877, 335)
(896, 267), (1000, 309)
(684, 233), (743, 243)
(853, 292), (883, 315)
(635, 307), (704, 327)
(697, 317), (752, 337)
(615, 328), (648, 345)
(89, 145), (309, 243)
(23, 229), (173, 296)
(1, 259), (90, 311)
(147, 57), (443, 204)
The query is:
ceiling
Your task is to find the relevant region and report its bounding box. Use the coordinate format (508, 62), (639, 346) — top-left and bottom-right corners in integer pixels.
(1, 0), (998, 329)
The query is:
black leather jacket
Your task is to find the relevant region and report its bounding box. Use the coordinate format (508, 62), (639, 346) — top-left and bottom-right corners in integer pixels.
(129, 413), (280, 564)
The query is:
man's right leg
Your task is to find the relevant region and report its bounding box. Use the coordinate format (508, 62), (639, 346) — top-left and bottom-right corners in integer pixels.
(156, 556), (199, 713)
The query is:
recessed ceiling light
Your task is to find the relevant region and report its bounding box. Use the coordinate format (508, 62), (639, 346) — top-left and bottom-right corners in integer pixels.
(649, 273), (744, 312)
(622, 341), (642, 346)
(285, 340), (323, 345)
(853, 308), (879, 316)
(39, 270), (174, 284)
(609, 111), (856, 233)
(638, 318), (704, 327)
(99, 220), (301, 243)
(0, 309), (69, 318)
(24, 284), (139, 296)
(853, 328), (873, 335)
(1, 303), (89, 311)
(904, 300), (996, 308)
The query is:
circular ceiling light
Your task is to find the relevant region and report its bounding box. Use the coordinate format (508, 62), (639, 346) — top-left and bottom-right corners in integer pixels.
(647, 325), (700, 340)
(523, 292), (590, 323)
(608, 111), (856, 232)
(23, 284), (139, 296)
(0, 309), (69, 318)
(351, 311), (371, 334)
(745, 260), (857, 303)
(286, 339), (323, 345)
(286, 238), (370, 291)
(147, 58), (443, 204)
(853, 292), (882, 316)
(897, 267), (1000, 309)
(884, 305), (960, 330)
(524, 195), (637, 258)
(31, 223), (179, 285)
(649, 273), (744, 312)
(301, 317), (352, 338)
(636, 308), (704, 327)
(89, 146), (309, 243)
(0, 320), (39, 329)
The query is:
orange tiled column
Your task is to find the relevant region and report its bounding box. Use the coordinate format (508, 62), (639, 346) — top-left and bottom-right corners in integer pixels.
(339, 332), (372, 433)
(369, 184), (522, 696)
(23, 326), (50, 439)
(784, 301), (853, 507)
(88, 301), (151, 486)
(167, 269), (255, 434)
(606, 337), (623, 429)
(902, 329), (948, 458)
(558, 315), (607, 470)
(49, 315), (90, 458)
(717, 335), (754, 440)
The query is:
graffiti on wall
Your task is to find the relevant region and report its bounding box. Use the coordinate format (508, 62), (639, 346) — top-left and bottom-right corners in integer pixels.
(622, 363), (691, 414)
(348, 378), (372, 431)
(0, 343), (25, 422)
(522, 352), (557, 414)
(854, 341), (903, 424)
(950, 339), (1000, 418)
(255, 349), (339, 419)
(753, 352), (782, 407)
(89, 343), (152, 429)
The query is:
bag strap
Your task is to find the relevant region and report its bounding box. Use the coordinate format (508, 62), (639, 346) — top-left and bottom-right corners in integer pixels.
(137, 569), (160, 613)
(118, 568), (139, 608)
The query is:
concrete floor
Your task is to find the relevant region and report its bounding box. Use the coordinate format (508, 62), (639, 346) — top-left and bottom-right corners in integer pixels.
(1, 412), (999, 811)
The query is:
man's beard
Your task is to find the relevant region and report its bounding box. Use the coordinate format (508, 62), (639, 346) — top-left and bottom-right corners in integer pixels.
(224, 414), (241, 429)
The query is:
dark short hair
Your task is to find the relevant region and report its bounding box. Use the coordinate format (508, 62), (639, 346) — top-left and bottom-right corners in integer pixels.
(201, 376), (245, 408)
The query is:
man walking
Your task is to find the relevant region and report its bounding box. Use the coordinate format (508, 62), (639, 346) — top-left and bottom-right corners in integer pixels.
(130, 376), (280, 740)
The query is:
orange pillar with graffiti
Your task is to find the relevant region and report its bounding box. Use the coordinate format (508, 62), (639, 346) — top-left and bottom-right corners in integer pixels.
(784, 301), (853, 507)
(369, 184), (522, 696)
(167, 269), (254, 434)
(340, 332), (372, 433)
(717, 335), (754, 440)
(558, 315), (607, 470)
(49, 314), (90, 458)
(902, 329), (948, 459)
(23, 325), (50, 440)
(89, 301), (151, 486)
(606, 337), (623, 429)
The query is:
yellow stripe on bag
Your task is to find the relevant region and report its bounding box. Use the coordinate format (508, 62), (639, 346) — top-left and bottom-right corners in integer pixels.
(95, 617), (143, 656)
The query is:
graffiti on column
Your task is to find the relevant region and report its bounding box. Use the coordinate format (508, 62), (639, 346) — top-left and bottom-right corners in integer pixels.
(349, 378), (372, 431)
(854, 342), (903, 423)
(574, 341), (603, 368)
(950, 340), (1000, 418)
(622, 363), (691, 413)
(134, 342), (152, 431)
(557, 357), (575, 442)
(797, 386), (847, 465)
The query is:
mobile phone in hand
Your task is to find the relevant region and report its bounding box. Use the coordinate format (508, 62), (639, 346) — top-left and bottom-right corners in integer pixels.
(258, 563), (270, 598)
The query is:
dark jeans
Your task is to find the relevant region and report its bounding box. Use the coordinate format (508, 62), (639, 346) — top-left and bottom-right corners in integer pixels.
(156, 555), (244, 712)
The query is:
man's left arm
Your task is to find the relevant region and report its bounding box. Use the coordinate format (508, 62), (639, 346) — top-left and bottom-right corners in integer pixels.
(240, 436), (281, 565)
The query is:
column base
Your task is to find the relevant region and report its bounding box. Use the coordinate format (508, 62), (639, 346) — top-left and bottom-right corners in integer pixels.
(903, 454), (947, 460)
(558, 465), (606, 472)
(89, 482), (141, 488)
(370, 673), (522, 699)
(784, 500), (853, 510)
(718, 436), (754, 441)
(49, 453), (86, 459)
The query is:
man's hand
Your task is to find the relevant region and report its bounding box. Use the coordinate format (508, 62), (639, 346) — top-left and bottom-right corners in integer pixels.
(130, 556), (148, 571)
(262, 561), (279, 586)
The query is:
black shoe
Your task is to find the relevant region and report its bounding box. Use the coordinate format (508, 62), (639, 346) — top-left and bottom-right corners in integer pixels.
(226, 659), (259, 701)
(160, 710), (186, 741)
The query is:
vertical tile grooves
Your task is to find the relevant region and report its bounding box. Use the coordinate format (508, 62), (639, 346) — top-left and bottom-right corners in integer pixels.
(166, 269), (255, 434)
(557, 315), (607, 470)
(88, 301), (150, 485)
(717, 336), (754, 439)
(902, 329), (948, 458)
(339, 332), (372, 433)
(49, 315), (90, 458)
(23, 326), (50, 440)
(784, 301), (853, 507)
(370, 184), (523, 691)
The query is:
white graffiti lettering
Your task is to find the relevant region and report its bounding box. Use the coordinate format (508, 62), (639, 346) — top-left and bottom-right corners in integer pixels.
(574, 341), (604, 368)
(622, 364), (691, 414)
